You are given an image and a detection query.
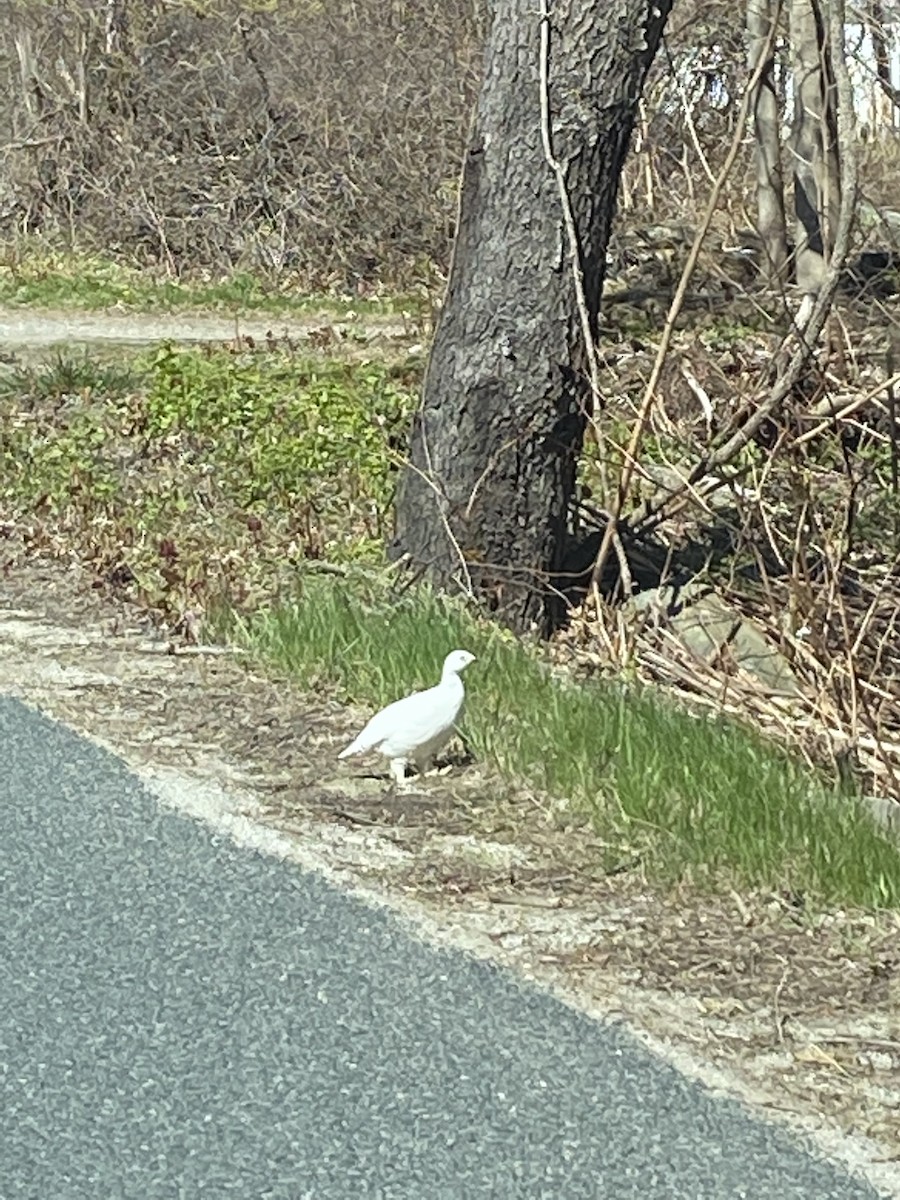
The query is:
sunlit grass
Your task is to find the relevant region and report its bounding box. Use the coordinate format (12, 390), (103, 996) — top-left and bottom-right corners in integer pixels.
(224, 575), (900, 909)
(0, 243), (427, 317)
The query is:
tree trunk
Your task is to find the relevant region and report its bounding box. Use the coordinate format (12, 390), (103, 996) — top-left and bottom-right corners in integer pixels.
(789, 0), (841, 296)
(392, 0), (671, 633)
(747, 0), (790, 285)
(870, 0), (896, 133)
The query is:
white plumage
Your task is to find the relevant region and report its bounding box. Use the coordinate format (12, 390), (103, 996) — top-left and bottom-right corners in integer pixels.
(338, 649), (476, 786)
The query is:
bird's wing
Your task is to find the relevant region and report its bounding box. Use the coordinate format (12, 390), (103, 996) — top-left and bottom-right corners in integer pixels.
(338, 686), (429, 757)
(374, 683), (464, 756)
(339, 679), (467, 759)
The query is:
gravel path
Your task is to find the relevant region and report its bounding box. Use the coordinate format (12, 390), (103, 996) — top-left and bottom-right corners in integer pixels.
(0, 305), (406, 351)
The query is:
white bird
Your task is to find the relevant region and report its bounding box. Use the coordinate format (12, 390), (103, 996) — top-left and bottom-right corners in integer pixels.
(338, 649), (476, 787)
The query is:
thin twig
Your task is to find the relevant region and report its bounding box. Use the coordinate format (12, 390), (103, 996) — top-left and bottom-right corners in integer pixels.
(537, 0), (633, 596)
(794, 369), (900, 446)
(537, 0), (604, 436)
(816, 1035), (900, 1052)
(773, 962), (791, 1046)
(390, 441), (475, 598)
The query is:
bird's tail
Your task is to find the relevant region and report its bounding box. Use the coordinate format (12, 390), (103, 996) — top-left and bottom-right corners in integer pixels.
(338, 736), (365, 759)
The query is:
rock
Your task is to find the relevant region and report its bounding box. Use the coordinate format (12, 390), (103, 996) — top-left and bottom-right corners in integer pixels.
(626, 585), (803, 697)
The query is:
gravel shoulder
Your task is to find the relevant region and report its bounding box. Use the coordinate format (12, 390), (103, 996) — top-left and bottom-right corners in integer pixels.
(1, 555), (898, 1198)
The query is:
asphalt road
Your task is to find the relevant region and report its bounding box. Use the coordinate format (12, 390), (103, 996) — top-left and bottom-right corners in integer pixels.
(0, 695), (885, 1199)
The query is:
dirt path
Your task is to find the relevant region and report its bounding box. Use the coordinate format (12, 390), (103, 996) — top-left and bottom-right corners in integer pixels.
(0, 554), (898, 1198)
(0, 304), (412, 354)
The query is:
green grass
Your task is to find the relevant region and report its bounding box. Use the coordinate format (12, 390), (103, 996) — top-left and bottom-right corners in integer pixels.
(0, 243), (426, 317)
(225, 576), (900, 909)
(0, 349), (146, 404)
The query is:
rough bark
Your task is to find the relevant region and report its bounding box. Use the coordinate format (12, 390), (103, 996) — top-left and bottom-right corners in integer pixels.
(392, 0), (671, 633)
(747, 0), (789, 285)
(789, 0), (841, 296)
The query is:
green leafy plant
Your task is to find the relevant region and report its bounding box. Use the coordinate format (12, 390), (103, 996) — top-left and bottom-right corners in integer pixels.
(0, 345), (417, 613)
(141, 344), (414, 524)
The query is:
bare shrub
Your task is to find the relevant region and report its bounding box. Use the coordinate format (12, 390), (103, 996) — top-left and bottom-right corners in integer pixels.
(0, 0), (483, 289)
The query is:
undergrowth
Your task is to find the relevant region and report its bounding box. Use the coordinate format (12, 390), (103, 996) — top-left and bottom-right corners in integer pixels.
(0, 345), (416, 611)
(3, 344), (900, 910)
(225, 577), (900, 910)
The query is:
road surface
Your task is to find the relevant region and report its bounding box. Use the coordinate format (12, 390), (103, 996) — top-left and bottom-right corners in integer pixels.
(0, 696), (885, 1198)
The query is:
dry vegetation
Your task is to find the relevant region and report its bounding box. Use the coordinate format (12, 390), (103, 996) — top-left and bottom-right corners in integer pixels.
(0, 0), (483, 290)
(572, 3), (900, 811)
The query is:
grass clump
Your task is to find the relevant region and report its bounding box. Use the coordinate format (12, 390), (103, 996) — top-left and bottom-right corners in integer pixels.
(227, 576), (900, 910)
(0, 242), (425, 317)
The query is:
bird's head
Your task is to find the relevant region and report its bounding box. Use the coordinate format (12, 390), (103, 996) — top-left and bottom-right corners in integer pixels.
(443, 649), (476, 676)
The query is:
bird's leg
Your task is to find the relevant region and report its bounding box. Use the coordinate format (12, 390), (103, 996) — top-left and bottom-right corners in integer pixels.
(389, 758), (409, 788)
